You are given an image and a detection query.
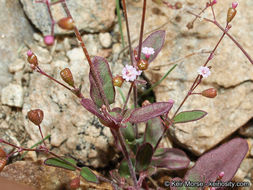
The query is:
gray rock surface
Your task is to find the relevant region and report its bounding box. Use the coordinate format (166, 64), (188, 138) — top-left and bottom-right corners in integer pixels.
(20, 0), (116, 35)
(124, 0), (253, 155)
(0, 0), (33, 87)
(1, 84), (24, 108)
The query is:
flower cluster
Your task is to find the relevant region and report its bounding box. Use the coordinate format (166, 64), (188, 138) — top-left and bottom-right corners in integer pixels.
(197, 66), (211, 78)
(122, 65), (142, 82)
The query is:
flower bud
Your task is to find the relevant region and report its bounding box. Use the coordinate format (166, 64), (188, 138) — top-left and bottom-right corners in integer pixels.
(27, 50), (38, 66)
(232, 2), (238, 9)
(0, 158), (6, 172)
(58, 17), (75, 30)
(186, 22), (194, 29)
(217, 171), (225, 180)
(60, 68), (75, 87)
(70, 177), (80, 189)
(142, 100), (151, 107)
(137, 59), (148, 70)
(227, 8), (237, 23)
(27, 109), (44, 126)
(201, 88), (217, 98)
(44, 35), (55, 46)
(175, 2), (182, 9)
(113, 75), (124, 87)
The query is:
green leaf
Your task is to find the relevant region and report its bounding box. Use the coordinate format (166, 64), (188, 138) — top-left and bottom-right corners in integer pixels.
(121, 123), (135, 142)
(80, 167), (98, 183)
(144, 117), (164, 147)
(89, 56), (115, 108)
(44, 157), (77, 171)
(173, 110), (207, 124)
(136, 143), (153, 172)
(119, 159), (135, 178)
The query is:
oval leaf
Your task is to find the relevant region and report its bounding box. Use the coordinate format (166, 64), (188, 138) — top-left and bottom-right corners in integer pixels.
(80, 167), (98, 183)
(173, 110), (207, 124)
(185, 138), (249, 183)
(134, 30), (165, 64)
(152, 148), (190, 170)
(44, 157), (77, 171)
(124, 102), (173, 124)
(136, 143), (153, 172)
(89, 56), (115, 108)
(144, 117), (164, 147)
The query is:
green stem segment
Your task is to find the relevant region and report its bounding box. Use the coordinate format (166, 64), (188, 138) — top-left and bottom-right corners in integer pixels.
(115, 129), (138, 188)
(116, 0), (125, 48)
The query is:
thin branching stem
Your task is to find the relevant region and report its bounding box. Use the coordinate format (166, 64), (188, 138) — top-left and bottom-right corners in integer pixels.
(60, 0), (111, 111)
(115, 129), (138, 188)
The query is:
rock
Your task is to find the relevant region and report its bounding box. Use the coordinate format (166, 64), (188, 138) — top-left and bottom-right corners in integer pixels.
(20, 0), (116, 35)
(0, 0), (33, 88)
(82, 34), (101, 56)
(0, 161), (113, 190)
(123, 0), (253, 155)
(8, 59), (25, 73)
(239, 120), (253, 138)
(1, 84), (24, 108)
(22, 57), (115, 168)
(99, 32), (112, 48)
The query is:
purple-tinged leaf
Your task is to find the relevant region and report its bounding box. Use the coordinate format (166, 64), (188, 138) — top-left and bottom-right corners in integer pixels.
(173, 110), (207, 124)
(89, 56), (115, 108)
(136, 143), (153, 172)
(144, 117), (164, 147)
(152, 148), (190, 170)
(185, 138), (249, 183)
(80, 167), (98, 183)
(123, 102), (173, 124)
(44, 157), (77, 171)
(134, 30), (165, 64)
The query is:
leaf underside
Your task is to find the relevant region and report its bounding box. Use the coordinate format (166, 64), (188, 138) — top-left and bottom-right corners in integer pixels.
(124, 102), (173, 124)
(184, 138), (249, 183)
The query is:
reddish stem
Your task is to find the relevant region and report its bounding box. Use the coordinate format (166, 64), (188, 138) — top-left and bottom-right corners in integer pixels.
(60, 0), (111, 111)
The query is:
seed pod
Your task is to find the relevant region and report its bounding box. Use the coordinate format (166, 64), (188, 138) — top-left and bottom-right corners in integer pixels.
(175, 2), (182, 9)
(58, 17), (75, 30)
(60, 68), (75, 87)
(27, 51), (38, 67)
(27, 109), (44, 126)
(0, 158), (6, 172)
(44, 35), (55, 46)
(227, 8), (237, 23)
(201, 88), (217, 98)
(186, 22), (194, 30)
(0, 148), (6, 158)
(113, 75), (124, 87)
(137, 59), (148, 70)
(70, 177), (80, 189)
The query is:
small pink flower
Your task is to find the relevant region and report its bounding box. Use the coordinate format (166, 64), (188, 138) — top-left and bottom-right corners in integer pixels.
(212, 0), (217, 5)
(232, 2), (238, 9)
(122, 65), (142, 82)
(210, 188), (216, 190)
(27, 50), (33, 57)
(142, 47), (155, 59)
(44, 35), (54, 46)
(219, 171), (225, 178)
(197, 66), (211, 78)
